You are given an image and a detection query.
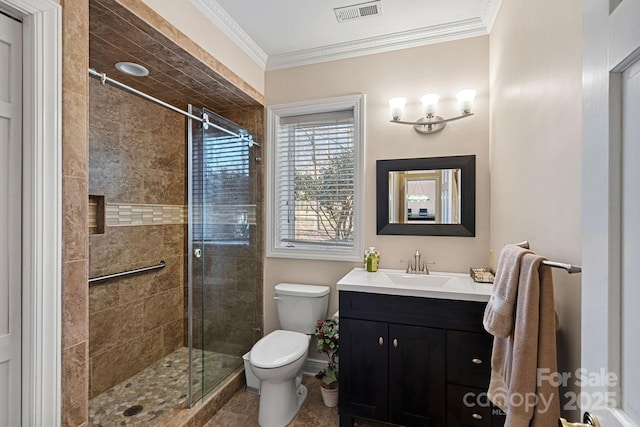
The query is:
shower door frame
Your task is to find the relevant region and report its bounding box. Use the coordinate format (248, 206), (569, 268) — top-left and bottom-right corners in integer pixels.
(187, 104), (197, 406)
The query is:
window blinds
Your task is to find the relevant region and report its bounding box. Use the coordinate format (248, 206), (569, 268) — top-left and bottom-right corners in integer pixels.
(192, 128), (253, 244)
(275, 109), (355, 248)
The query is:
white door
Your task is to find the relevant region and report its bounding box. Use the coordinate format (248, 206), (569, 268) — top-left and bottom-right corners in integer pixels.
(582, 0), (640, 426)
(0, 10), (22, 427)
(618, 59), (640, 425)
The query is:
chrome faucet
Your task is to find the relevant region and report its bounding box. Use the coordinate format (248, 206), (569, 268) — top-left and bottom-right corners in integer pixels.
(401, 250), (433, 274)
(414, 250), (422, 273)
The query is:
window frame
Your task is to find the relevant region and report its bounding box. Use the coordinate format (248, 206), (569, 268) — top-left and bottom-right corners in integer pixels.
(266, 94), (365, 261)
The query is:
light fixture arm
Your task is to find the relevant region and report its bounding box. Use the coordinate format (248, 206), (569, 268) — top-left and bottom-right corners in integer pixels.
(390, 112), (474, 134)
(388, 89), (476, 135)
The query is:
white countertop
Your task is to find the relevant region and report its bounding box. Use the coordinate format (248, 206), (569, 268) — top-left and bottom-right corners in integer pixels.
(337, 267), (493, 302)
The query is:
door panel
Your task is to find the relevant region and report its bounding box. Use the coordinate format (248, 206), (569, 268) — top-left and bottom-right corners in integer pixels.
(339, 318), (389, 421)
(388, 324), (446, 427)
(620, 58), (640, 423)
(583, 1), (640, 425)
(0, 11), (22, 427)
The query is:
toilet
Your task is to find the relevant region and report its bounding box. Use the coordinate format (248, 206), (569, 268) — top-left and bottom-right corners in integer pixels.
(249, 283), (330, 427)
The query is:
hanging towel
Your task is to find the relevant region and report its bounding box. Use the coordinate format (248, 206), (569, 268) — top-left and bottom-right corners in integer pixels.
(486, 253), (561, 427)
(483, 244), (532, 338)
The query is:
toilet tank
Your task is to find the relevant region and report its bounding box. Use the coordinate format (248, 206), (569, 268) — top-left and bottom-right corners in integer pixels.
(275, 283), (330, 334)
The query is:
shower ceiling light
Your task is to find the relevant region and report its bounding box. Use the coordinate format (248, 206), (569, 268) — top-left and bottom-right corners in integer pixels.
(115, 61), (149, 77)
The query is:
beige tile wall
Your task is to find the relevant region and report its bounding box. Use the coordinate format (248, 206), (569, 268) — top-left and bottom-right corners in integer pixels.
(61, 0), (90, 425)
(88, 78), (186, 398)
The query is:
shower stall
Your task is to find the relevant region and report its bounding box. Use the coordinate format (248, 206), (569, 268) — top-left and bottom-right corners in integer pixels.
(87, 74), (262, 425)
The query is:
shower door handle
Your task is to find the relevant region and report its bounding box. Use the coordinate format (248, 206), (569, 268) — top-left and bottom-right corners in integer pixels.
(193, 248), (202, 259)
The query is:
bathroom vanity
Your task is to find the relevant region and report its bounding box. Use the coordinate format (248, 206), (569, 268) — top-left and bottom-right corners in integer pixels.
(337, 268), (505, 427)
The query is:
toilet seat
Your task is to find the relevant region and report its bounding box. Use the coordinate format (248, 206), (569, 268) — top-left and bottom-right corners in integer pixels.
(250, 330), (309, 369)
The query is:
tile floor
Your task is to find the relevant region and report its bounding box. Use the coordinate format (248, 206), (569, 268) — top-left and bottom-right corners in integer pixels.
(88, 347), (241, 426)
(204, 375), (388, 427)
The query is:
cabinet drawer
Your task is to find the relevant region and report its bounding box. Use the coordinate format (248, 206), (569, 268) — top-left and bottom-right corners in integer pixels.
(447, 330), (492, 388)
(447, 385), (492, 427)
(340, 291), (487, 332)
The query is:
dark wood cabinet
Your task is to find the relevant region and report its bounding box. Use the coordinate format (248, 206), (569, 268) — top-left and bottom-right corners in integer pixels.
(389, 324), (446, 426)
(339, 318), (389, 420)
(447, 385), (493, 427)
(340, 318), (446, 426)
(339, 291), (505, 427)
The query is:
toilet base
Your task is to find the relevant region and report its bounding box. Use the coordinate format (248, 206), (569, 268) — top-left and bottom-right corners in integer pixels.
(258, 380), (308, 427)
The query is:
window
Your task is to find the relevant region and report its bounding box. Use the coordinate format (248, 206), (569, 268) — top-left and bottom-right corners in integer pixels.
(266, 94), (365, 261)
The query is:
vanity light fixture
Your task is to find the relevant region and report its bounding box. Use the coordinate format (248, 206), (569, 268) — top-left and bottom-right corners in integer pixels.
(389, 89), (476, 135)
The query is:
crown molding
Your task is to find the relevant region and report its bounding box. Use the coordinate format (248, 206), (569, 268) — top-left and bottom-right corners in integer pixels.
(191, 0), (268, 70)
(266, 18), (489, 70)
(193, 0), (502, 72)
(480, 0), (503, 32)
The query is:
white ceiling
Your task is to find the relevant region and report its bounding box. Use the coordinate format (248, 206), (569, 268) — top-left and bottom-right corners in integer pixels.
(192, 0), (502, 71)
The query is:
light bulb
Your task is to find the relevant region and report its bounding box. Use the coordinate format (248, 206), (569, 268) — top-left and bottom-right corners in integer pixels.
(420, 94), (439, 118)
(456, 89), (476, 114)
(388, 97), (406, 121)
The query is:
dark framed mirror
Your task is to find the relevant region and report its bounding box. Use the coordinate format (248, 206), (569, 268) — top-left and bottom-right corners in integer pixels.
(376, 155), (475, 236)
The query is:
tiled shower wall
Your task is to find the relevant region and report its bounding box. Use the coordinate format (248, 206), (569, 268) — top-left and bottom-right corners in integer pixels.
(88, 78), (186, 398)
(61, 0), (91, 424)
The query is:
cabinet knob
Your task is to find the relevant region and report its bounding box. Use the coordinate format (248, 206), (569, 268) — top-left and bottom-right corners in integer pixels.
(393, 338), (398, 348)
(472, 413), (483, 420)
(379, 337), (384, 346)
(471, 358), (483, 365)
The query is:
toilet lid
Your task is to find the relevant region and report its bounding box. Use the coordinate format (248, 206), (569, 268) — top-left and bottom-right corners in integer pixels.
(250, 330), (309, 369)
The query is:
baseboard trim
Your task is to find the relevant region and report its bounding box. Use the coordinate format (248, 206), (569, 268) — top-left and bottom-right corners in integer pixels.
(302, 358), (328, 377)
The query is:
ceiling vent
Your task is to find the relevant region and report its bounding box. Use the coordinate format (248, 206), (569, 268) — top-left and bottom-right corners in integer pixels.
(334, 1), (383, 23)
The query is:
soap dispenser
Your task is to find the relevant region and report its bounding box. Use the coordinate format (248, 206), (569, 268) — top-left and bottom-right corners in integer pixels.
(365, 247), (379, 272)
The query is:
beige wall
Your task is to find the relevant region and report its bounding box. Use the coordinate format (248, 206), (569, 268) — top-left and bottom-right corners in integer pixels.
(489, 0), (582, 418)
(139, 0), (265, 94)
(264, 36), (491, 336)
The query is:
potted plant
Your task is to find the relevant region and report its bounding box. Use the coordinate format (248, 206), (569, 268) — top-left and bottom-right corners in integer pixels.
(315, 318), (339, 407)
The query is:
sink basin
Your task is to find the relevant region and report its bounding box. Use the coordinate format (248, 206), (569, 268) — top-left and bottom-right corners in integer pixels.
(382, 271), (455, 288)
(336, 268), (493, 302)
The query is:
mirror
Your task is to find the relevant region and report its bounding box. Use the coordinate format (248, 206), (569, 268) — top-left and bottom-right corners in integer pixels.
(376, 155), (475, 236)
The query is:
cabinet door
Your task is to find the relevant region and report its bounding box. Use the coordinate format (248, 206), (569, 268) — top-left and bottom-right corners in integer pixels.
(389, 324), (446, 427)
(339, 318), (389, 421)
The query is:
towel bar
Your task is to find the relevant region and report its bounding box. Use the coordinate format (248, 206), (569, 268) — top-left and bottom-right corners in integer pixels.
(513, 241), (582, 274)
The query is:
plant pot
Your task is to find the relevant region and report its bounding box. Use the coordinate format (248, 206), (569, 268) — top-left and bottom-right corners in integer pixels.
(320, 385), (339, 407)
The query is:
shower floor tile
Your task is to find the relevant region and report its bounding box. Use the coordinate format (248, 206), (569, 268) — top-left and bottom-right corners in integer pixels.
(89, 347), (241, 426)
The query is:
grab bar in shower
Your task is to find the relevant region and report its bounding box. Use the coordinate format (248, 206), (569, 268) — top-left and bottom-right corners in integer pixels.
(88, 260), (166, 285)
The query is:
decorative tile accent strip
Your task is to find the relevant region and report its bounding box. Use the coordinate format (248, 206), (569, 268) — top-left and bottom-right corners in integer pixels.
(200, 204), (257, 225)
(101, 203), (258, 227)
(105, 203), (188, 227)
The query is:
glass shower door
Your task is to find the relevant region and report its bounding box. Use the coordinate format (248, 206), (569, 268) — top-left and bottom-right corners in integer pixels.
(188, 106), (260, 405)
